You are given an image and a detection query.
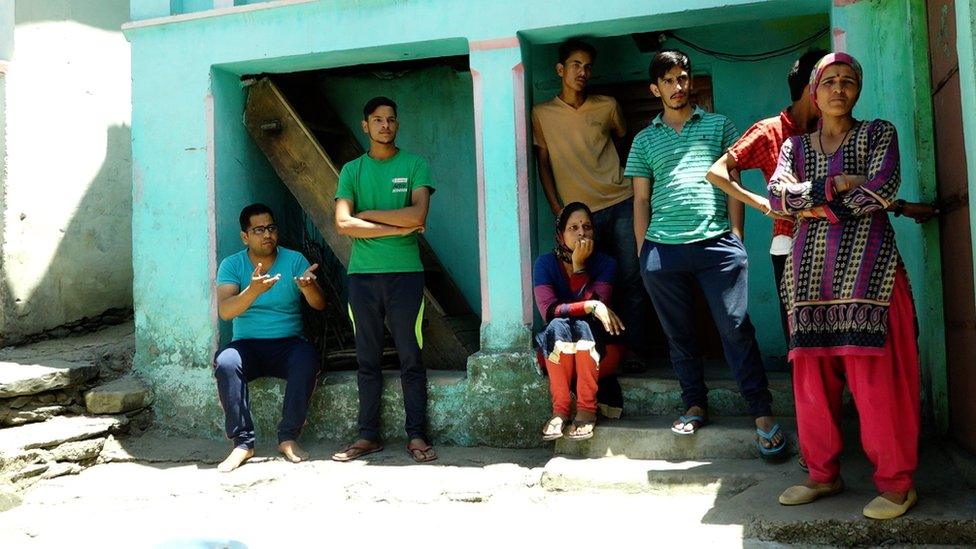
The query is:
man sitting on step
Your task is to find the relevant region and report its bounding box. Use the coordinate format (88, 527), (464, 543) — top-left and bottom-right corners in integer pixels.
(213, 203), (326, 472)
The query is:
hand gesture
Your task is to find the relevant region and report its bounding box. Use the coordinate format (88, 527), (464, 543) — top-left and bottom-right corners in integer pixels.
(294, 263), (319, 288)
(590, 301), (625, 336)
(400, 225), (425, 235)
(571, 237), (594, 271)
(248, 262), (280, 296)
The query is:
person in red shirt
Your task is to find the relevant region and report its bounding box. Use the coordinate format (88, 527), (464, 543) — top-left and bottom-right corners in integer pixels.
(708, 50), (825, 353)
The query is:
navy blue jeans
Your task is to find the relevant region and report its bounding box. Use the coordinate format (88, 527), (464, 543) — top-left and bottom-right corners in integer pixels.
(639, 232), (773, 418)
(591, 197), (649, 357)
(348, 272), (427, 442)
(213, 337), (321, 449)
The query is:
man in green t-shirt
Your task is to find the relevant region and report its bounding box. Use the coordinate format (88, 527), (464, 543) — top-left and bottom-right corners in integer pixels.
(332, 97), (437, 463)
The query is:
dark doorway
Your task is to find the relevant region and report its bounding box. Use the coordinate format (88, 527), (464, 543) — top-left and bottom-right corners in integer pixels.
(926, 0), (976, 453)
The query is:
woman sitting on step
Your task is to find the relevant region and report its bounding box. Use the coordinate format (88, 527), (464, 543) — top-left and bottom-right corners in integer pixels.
(533, 202), (625, 442)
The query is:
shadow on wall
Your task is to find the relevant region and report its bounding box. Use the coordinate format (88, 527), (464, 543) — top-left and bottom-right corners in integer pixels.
(14, 0), (130, 31)
(1, 124), (133, 345)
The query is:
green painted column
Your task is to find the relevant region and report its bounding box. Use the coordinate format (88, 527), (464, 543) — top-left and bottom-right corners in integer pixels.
(468, 39), (534, 353)
(463, 39), (549, 447)
(958, 0), (976, 311)
(831, 0), (948, 431)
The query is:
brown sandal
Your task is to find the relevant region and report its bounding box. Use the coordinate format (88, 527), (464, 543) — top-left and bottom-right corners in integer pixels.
(331, 441), (383, 462)
(406, 442), (438, 463)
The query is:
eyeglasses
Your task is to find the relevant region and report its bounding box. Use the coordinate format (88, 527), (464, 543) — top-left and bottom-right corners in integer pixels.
(248, 224), (278, 236)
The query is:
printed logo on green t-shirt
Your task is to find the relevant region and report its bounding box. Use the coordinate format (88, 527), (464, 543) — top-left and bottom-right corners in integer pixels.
(392, 177), (409, 193)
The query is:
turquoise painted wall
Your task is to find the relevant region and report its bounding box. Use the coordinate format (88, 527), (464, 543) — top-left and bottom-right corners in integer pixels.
(316, 67), (480, 312)
(129, 0), (949, 439)
(832, 0), (946, 429)
(528, 14), (830, 358)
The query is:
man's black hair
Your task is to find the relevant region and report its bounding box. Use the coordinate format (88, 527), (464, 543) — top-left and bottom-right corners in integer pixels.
(558, 38), (597, 65)
(239, 203), (274, 232)
(363, 96), (398, 121)
(649, 49), (691, 82)
(788, 49), (830, 101)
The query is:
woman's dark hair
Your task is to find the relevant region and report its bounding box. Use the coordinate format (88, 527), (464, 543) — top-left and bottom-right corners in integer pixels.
(556, 202), (594, 233)
(649, 49), (691, 82)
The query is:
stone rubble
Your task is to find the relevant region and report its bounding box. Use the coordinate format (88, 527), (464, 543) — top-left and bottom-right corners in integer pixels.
(0, 323), (141, 508)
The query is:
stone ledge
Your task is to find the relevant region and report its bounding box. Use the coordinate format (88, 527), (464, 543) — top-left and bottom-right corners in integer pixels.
(84, 377), (153, 414)
(0, 416), (125, 453)
(0, 360), (98, 398)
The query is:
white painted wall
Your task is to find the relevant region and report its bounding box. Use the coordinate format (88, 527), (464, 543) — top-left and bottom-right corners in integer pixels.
(0, 0), (131, 343)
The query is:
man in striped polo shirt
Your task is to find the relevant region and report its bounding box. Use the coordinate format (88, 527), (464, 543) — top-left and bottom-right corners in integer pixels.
(625, 50), (786, 458)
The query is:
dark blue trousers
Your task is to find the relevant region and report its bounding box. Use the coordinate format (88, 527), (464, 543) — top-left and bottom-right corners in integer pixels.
(213, 337), (320, 449)
(348, 272), (427, 442)
(592, 197), (650, 357)
(639, 232), (773, 418)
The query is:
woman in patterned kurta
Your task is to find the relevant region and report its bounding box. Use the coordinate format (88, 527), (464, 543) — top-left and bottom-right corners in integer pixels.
(769, 53), (920, 520)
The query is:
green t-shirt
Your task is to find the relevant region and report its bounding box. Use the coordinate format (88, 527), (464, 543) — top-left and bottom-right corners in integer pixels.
(624, 107), (739, 244)
(216, 247), (310, 341)
(335, 150), (435, 274)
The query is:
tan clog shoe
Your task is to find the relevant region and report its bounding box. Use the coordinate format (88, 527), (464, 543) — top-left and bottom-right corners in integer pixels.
(862, 489), (917, 520)
(778, 478), (845, 505)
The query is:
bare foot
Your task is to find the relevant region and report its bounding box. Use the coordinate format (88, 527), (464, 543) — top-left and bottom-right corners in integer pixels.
(217, 447), (254, 472)
(278, 440), (309, 463)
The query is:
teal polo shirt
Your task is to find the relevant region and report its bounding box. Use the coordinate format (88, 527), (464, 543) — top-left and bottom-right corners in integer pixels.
(624, 106), (738, 244)
(216, 247), (310, 341)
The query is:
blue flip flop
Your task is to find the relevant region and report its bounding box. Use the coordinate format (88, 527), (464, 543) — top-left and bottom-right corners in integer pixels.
(756, 423), (788, 460)
(671, 415), (707, 436)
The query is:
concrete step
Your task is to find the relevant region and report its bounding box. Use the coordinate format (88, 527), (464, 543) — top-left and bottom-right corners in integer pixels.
(542, 455), (783, 495)
(619, 361), (795, 417)
(248, 365), (795, 446)
(554, 415), (798, 460)
(0, 359), (97, 398)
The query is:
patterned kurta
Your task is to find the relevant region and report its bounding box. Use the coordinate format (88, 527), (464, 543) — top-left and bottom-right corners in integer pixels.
(768, 119), (902, 355)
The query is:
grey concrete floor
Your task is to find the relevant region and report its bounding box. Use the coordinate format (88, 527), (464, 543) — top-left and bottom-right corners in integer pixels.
(0, 434), (764, 548)
(1, 432), (974, 548)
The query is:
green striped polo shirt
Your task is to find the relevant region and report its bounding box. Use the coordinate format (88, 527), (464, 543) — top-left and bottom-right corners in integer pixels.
(625, 106), (738, 244)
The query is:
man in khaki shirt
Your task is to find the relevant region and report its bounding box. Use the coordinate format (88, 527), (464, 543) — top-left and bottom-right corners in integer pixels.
(532, 38), (648, 368)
